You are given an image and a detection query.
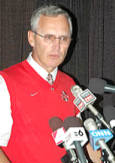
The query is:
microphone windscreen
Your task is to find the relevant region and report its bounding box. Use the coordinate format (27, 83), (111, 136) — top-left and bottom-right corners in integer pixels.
(103, 106), (115, 123)
(49, 117), (63, 131)
(63, 116), (83, 131)
(84, 118), (97, 131)
(89, 78), (107, 94)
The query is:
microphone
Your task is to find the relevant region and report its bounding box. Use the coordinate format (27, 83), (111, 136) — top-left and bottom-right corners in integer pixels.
(103, 106), (115, 152)
(49, 116), (65, 146)
(103, 106), (115, 131)
(61, 153), (74, 163)
(71, 85), (113, 132)
(89, 78), (115, 94)
(84, 118), (115, 163)
(63, 116), (88, 163)
(49, 117), (77, 163)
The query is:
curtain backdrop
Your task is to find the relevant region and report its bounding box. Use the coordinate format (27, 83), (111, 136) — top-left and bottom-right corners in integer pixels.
(0, 0), (115, 112)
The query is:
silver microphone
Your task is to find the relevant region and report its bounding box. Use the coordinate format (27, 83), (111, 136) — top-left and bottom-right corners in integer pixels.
(84, 118), (115, 163)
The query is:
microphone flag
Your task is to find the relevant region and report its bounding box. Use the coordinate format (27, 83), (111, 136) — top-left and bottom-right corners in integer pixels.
(89, 129), (113, 150)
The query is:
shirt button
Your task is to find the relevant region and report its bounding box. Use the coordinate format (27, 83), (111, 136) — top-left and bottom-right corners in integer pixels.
(51, 87), (54, 91)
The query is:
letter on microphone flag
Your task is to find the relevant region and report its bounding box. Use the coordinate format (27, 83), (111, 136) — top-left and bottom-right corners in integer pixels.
(52, 127), (65, 145)
(89, 129), (113, 150)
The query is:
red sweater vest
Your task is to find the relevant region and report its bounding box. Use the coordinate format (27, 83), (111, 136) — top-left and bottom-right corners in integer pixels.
(1, 60), (80, 163)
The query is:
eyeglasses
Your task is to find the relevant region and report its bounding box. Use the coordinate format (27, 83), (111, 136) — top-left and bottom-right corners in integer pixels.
(33, 31), (71, 45)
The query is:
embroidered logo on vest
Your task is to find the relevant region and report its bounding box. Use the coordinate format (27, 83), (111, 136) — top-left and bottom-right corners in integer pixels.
(30, 92), (38, 96)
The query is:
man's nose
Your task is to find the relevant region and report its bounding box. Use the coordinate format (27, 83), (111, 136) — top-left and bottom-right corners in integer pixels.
(53, 38), (61, 50)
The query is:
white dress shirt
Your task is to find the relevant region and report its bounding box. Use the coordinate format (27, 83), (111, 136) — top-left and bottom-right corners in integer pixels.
(0, 53), (57, 146)
(27, 53), (57, 82)
(0, 76), (13, 146)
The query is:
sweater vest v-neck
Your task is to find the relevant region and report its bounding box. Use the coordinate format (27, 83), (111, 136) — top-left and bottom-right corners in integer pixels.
(0, 60), (80, 163)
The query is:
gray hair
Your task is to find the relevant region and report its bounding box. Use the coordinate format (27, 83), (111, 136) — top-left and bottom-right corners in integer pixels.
(30, 5), (72, 35)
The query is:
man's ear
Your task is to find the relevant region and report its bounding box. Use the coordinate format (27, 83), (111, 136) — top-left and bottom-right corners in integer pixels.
(28, 30), (35, 47)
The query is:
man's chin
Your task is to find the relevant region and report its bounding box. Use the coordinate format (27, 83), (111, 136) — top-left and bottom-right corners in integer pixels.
(48, 60), (62, 67)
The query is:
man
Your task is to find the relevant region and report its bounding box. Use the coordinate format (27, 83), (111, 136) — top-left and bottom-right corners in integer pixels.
(0, 5), (101, 163)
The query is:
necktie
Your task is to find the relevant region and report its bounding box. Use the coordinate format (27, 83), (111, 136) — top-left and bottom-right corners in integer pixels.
(47, 73), (53, 85)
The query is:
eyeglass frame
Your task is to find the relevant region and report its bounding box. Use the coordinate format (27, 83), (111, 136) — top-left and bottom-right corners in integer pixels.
(32, 31), (72, 44)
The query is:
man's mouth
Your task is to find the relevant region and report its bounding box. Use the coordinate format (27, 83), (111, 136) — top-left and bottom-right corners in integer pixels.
(49, 54), (60, 58)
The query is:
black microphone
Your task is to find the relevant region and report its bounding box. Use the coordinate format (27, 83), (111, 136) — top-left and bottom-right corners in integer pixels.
(89, 78), (115, 94)
(63, 116), (88, 163)
(103, 106), (115, 132)
(84, 118), (115, 163)
(71, 85), (113, 132)
(49, 117), (77, 163)
(61, 153), (73, 163)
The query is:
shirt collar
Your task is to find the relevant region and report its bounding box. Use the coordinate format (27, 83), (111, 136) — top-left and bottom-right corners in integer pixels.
(26, 52), (58, 82)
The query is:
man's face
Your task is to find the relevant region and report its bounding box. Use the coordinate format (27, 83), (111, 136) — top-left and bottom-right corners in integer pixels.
(28, 14), (71, 72)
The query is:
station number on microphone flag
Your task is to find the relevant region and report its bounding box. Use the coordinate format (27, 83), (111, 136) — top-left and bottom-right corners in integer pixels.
(64, 127), (88, 149)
